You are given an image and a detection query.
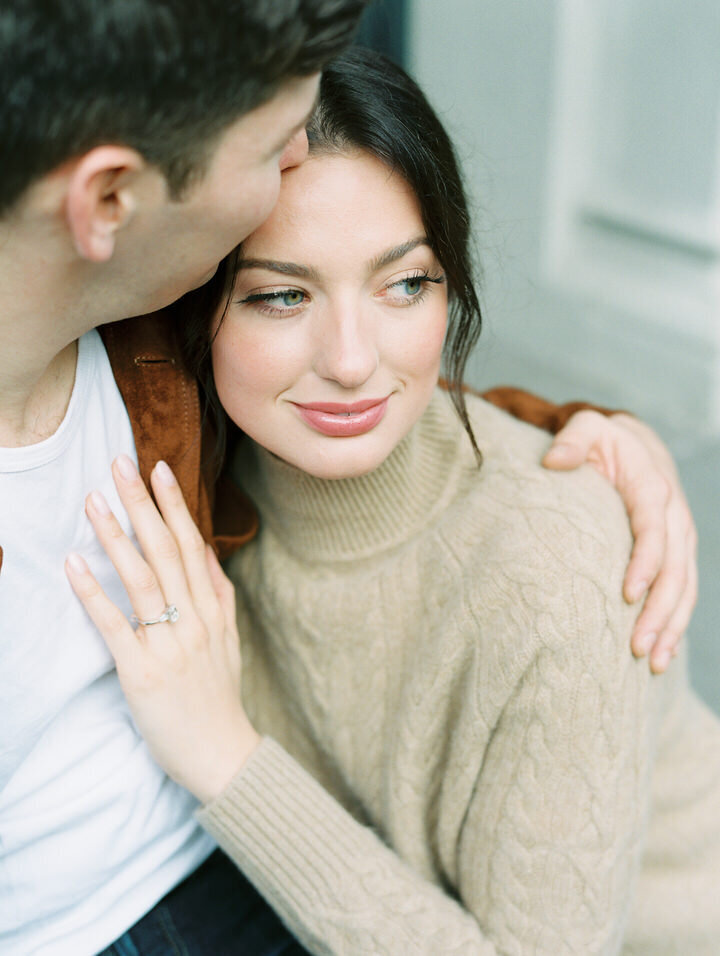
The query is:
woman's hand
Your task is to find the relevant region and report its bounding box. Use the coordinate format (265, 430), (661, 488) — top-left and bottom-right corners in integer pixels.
(65, 454), (259, 804)
(543, 411), (697, 674)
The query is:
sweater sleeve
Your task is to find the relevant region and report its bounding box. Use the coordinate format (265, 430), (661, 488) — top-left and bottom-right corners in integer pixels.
(197, 736), (499, 954)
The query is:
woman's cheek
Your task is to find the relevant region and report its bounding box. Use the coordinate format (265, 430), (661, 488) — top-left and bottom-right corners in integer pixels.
(405, 308), (447, 378)
(212, 325), (298, 428)
(211, 329), (263, 429)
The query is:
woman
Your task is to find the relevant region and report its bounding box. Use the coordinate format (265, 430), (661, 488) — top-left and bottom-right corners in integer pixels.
(67, 50), (718, 954)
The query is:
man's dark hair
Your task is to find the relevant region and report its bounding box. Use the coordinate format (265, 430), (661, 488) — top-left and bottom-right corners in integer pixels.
(0, 0), (367, 215)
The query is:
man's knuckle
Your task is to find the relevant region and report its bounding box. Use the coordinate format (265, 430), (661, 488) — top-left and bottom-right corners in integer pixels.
(656, 475), (672, 505)
(575, 409), (604, 429)
(659, 628), (680, 650)
(628, 470), (667, 505)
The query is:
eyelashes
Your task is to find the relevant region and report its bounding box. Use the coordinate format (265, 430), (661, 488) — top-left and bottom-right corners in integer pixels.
(384, 272), (445, 306)
(236, 288), (309, 318)
(236, 270), (446, 318)
(241, 288), (306, 308)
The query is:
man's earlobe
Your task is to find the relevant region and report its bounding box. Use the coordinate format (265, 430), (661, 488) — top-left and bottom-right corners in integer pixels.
(65, 146), (145, 262)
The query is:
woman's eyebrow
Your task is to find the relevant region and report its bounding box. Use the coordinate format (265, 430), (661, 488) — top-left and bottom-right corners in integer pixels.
(367, 237), (430, 274)
(237, 258), (321, 281)
(237, 237), (431, 282)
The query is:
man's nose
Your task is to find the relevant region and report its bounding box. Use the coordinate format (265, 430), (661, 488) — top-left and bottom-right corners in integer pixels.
(278, 127), (309, 171)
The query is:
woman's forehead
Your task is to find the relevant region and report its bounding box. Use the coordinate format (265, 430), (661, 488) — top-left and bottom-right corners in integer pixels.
(240, 151), (424, 265)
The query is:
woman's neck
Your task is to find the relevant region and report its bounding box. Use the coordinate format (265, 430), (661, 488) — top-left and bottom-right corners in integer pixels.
(232, 389), (471, 561)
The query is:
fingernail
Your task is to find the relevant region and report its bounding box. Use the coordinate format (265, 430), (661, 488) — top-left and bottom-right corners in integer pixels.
(66, 552), (89, 574)
(154, 460), (176, 486)
(89, 490), (111, 516)
(546, 443), (572, 460)
(652, 649), (670, 673)
(634, 631), (656, 656)
(115, 454), (139, 481)
(629, 580), (648, 602)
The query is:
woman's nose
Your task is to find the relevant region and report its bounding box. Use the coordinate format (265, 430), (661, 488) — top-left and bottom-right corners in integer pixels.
(278, 127), (309, 171)
(314, 309), (379, 390)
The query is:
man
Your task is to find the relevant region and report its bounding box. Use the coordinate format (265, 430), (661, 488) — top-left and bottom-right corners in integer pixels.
(0, 2), (366, 953)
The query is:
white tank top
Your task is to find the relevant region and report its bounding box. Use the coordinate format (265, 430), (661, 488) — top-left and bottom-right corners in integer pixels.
(0, 330), (214, 955)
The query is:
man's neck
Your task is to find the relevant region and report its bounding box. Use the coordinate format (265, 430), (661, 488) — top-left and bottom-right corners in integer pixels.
(0, 229), (95, 448)
(0, 338), (80, 448)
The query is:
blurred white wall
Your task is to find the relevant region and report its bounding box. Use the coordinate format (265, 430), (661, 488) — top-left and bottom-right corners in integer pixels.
(408, 0), (720, 711)
(409, 0), (720, 434)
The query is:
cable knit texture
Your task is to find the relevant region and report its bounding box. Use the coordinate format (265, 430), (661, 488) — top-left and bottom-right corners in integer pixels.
(198, 391), (720, 955)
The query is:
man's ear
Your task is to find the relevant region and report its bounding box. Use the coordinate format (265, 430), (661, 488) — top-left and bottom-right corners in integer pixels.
(65, 146), (147, 262)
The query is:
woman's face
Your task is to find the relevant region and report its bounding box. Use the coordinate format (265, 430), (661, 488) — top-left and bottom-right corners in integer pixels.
(211, 150), (448, 479)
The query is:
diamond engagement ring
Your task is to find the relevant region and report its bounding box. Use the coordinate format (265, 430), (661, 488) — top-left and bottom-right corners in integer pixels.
(130, 604), (180, 627)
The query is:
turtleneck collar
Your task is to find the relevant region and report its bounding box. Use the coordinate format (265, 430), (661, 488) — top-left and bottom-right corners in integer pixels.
(231, 390), (474, 562)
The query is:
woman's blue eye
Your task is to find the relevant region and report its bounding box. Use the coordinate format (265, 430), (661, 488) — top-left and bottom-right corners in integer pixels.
(400, 277), (424, 296)
(382, 273), (445, 304)
(241, 289), (306, 310)
(276, 290), (304, 307)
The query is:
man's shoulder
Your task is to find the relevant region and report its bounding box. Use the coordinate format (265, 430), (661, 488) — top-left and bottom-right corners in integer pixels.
(99, 310), (182, 369)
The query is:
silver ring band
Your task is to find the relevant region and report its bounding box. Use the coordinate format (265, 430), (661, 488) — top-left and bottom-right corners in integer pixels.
(131, 604), (179, 627)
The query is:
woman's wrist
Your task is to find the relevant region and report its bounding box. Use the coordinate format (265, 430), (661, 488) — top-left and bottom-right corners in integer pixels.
(191, 718), (262, 806)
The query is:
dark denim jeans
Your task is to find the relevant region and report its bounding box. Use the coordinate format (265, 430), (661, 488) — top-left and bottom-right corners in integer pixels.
(98, 850), (308, 956)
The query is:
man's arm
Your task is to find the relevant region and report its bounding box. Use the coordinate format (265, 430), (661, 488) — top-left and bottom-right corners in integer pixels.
(481, 384), (617, 433)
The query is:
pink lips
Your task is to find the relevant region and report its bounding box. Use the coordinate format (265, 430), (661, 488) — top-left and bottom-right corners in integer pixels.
(293, 397), (389, 437)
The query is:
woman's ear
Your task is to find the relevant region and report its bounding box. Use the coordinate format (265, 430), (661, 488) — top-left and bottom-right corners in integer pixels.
(65, 146), (145, 262)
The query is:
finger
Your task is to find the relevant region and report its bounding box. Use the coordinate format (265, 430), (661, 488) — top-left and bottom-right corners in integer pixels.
(542, 414), (600, 470)
(205, 544), (237, 625)
(621, 477), (670, 603)
(629, 490), (693, 651)
(65, 551), (141, 666)
(110, 455), (191, 613)
(86, 488), (180, 624)
(205, 545), (242, 683)
(648, 544), (698, 674)
(150, 461), (222, 634)
(630, 555), (688, 660)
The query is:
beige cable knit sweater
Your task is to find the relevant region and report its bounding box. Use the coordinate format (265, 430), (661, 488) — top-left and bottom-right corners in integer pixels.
(198, 390), (720, 955)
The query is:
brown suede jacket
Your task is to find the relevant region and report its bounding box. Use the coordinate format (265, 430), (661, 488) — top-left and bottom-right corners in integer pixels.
(0, 313), (611, 574)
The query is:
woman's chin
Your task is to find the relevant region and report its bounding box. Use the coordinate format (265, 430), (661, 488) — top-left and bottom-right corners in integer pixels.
(273, 442), (396, 481)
